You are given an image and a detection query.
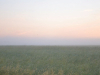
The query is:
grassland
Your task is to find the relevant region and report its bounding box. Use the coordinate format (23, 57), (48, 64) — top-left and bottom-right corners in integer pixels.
(0, 46), (100, 75)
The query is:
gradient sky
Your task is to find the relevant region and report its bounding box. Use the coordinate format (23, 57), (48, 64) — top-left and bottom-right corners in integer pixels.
(0, 0), (100, 45)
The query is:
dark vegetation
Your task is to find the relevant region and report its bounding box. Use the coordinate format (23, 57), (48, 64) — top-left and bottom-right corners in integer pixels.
(0, 46), (100, 75)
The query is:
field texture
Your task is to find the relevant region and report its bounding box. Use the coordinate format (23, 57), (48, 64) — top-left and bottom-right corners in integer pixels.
(0, 46), (100, 75)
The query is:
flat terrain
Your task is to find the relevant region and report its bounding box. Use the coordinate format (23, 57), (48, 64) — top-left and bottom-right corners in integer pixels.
(0, 46), (100, 75)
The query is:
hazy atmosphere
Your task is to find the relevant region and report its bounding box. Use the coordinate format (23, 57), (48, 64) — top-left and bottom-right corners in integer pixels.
(0, 0), (100, 45)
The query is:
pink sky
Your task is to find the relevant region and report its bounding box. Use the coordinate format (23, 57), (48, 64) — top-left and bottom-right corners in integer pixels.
(0, 11), (100, 38)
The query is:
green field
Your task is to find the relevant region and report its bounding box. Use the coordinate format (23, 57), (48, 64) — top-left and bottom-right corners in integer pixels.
(0, 46), (100, 75)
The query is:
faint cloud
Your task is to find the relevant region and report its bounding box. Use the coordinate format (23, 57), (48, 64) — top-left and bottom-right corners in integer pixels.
(17, 32), (27, 35)
(83, 9), (93, 12)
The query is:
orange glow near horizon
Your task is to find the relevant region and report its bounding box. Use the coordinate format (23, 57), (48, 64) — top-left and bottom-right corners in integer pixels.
(0, 22), (100, 39)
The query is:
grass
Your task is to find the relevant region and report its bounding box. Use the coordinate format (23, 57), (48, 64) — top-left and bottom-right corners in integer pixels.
(0, 46), (100, 75)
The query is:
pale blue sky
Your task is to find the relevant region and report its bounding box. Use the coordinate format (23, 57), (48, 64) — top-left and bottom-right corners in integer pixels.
(0, 0), (100, 20)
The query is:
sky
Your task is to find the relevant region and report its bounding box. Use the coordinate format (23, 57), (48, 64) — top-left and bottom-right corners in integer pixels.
(0, 0), (100, 45)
